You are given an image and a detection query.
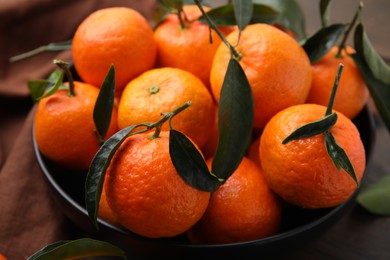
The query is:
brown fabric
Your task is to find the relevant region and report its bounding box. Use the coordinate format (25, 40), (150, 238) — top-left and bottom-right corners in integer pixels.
(0, 1), (156, 259)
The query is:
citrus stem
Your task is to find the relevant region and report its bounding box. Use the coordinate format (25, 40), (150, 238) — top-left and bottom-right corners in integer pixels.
(53, 59), (75, 96)
(193, 0), (241, 61)
(336, 1), (363, 58)
(177, 7), (188, 30)
(326, 63), (344, 116)
(146, 101), (192, 139)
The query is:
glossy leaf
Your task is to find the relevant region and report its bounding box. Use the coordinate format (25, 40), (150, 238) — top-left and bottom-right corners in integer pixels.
(211, 59), (254, 180)
(302, 23), (346, 63)
(27, 80), (50, 101)
(198, 3), (278, 26)
(324, 131), (358, 186)
(282, 113), (338, 144)
(253, 0), (306, 40)
(351, 24), (390, 132)
(169, 129), (222, 192)
(37, 69), (65, 100)
(27, 238), (126, 260)
(232, 0), (253, 31)
(354, 23), (390, 85)
(85, 125), (137, 228)
(93, 64), (115, 140)
(357, 175), (390, 216)
(320, 0), (332, 27)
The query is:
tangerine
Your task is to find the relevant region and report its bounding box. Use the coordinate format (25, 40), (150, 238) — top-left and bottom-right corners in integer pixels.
(307, 46), (369, 119)
(210, 23), (312, 129)
(187, 156), (281, 244)
(117, 67), (215, 149)
(34, 81), (118, 170)
(104, 131), (210, 238)
(259, 103), (366, 208)
(72, 7), (157, 92)
(153, 5), (233, 88)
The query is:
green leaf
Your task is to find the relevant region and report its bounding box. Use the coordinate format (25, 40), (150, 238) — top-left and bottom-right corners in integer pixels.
(27, 80), (50, 102)
(198, 3), (278, 26)
(283, 112), (338, 144)
(38, 70), (65, 100)
(357, 175), (390, 216)
(93, 64), (116, 140)
(9, 40), (72, 62)
(320, 0), (332, 27)
(85, 125), (137, 229)
(232, 0), (253, 31)
(352, 54), (390, 132)
(253, 0), (306, 40)
(211, 58), (254, 180)
(354, 23), (390, 85)
(351, 24), (390, 132)
(324, 131), (358, 186)
(169, 129), (222, 192)
(302, 23), (346, 63)
(27, 238), (126, 260)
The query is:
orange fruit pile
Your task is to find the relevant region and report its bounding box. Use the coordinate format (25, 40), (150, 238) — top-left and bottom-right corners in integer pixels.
(32, 2), (369, 245)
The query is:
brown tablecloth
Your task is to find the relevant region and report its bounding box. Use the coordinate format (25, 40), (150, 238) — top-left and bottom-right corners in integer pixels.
(0, 1), (156, 259)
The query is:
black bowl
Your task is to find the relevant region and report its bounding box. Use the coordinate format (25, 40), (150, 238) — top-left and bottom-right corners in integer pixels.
(32, 105), (376, 259)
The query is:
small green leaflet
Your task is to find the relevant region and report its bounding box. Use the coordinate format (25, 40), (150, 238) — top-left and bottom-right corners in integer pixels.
(27, 238), (126, 260)
(324, 131), (358, 185)
(320, 0), (332, 28)
(282, 113), (338, 144)
(232, 0), (253, 31)
(253, 0), (306, 40)
(211, 58), (254, 181)
(354, 23), (390, 85)
(357, 175), (390, 216)
(93, 64), (116, 140)
(301, 24), (346, 63)
(85, 125), (137, 229)
(352, 23), (390, 132)
(169, 129), (223, 192)
(197, 3), (278, 26)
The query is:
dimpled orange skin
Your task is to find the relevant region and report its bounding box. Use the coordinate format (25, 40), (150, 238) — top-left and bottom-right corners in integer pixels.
(259, 104), (366, 209)
(187, 157), (281, 244)
(72, 7), (157, 91)
(210, 23), (312, 129)
(105, 131), (210, 238)
(34, 81), (118, 170)
(153, 5), (234, 88)
(307, 46), (369, 119)
(117, 67), (215, 149)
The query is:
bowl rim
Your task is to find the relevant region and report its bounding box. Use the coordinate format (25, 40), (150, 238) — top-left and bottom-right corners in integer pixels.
(32, 104), (377, 249)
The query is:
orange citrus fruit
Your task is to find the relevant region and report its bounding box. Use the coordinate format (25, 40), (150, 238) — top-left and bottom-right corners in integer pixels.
(105, 131), (210, 238)
(210, 23), (312, 129)
(259, 103), (366, 209)
(34, 81), (118, 170)
(247, 136), (262, 168)
(98, 183), (118, 225)
(307, 46), (369, 119)
(200, 102), (218, 159)
(187, 156), (281, 244)
(153, 5), (234, 88)
(117, 67), (215, 149)
(72, 7), (157, 92)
